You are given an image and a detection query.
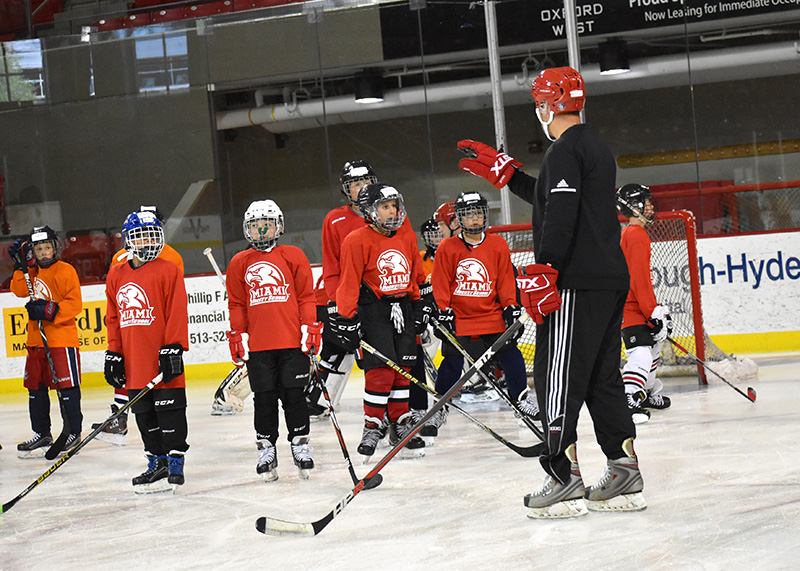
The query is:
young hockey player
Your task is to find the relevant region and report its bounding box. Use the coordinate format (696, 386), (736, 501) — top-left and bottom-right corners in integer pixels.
(433, 200), (460, 240)
(430, 192), (537, 435)
(97, 205), (185, 444)
(10, 226), (83, 458)
(226, 200), (320, 481)
(332, 183), (427, 459)
(105, 210), (189, 493)
(617, 184), (673, 424)
(459, 66), (644, 518)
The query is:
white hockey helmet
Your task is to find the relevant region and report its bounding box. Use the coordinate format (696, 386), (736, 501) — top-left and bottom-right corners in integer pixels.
(243, 200), (284, 251)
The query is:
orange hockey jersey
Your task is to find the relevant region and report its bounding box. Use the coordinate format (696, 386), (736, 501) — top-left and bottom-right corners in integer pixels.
(337, 226), (422, 319)
(226, 245), (316, 351)
(432, 234), (516, 336)
(420, 250), (435, 284)
(621, 224), (658, 327)
(105, 258), (189, 389)
(10, 261), (82, 348)
(111, 244), (185, 275)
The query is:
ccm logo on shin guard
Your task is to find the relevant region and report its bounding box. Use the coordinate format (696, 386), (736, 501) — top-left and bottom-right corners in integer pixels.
(155, 399), (175, 406)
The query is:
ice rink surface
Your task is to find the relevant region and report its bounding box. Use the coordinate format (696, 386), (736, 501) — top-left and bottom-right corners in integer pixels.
(1, 353), (799, 571)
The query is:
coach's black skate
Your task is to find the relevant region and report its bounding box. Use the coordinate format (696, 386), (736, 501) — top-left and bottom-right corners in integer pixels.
(643, 393), (671, 410)
(256, 440), (278, 482)
(357, 419), (384, 459)
(133, 454), (170, 494)
(92, 404), (128, 445)
(627, 390), (651, 424)
(167, 452), (185, 486)
(585, 438), (646, 512)
(390, 413), (426, 459)
(17, 432), (53, 459)
(290, 435), (314, 479)
(525, 444), (588, 519)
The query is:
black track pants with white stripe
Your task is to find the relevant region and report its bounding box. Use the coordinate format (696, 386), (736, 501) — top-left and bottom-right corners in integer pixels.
(533, 288), (636, 484)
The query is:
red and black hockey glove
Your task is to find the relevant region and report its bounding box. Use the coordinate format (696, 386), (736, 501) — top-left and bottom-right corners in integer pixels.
(226, 330), (250, 367)
(457, 139), (524, 189)
(516, 264), (562, 325)
(158, 343), (184, 384)
(25, 299), (59, 322)
(9, 239), (36, 272)
(301, 321), (324, 355)
(104, 350), (126, 389)
(502, 305), (525, 341)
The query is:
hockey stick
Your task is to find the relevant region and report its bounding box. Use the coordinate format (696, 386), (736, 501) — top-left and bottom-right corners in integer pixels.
(420, 344), (438, 384)
(16, 261), (71, 460)
(1, 374), (163, 514)
(309, 349), (382, 490)
(255, 312), (528, 536)
(203, 247), (226, 286)
(359, 341), (544, 458)
(430, 318), (545, 441)
(667, 337), (757, 403)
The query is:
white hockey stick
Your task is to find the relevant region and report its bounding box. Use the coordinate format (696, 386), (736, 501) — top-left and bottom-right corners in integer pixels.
(203, 247), (225, 286)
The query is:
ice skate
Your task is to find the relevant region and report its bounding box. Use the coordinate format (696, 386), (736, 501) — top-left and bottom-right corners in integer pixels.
(515, 387), (541, 426)
(420, 406), (448, 444)
(458, 378), (499, 404)
(256, 440), (278, 482)
(92, 404), (128, 445)
(358, 417), (384, 462)
(167, 452), (185, 487)
(627, 390), (651, 424)
(390, 413), (426, 459)
(643, 392), (671, 409)
(524, 444), (587, 519)
(17, 432), (53, 459)
(133, 454), (171, 494)
(290, 435), (314, 479)
(584, 438), (646, 512)
(210, 400), (238, 416)
(58, 433), (81, 456)
(410, 408), (435, 446)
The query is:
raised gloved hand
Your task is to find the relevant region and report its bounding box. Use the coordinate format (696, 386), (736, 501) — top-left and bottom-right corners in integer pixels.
(457, 139), (524, 189)
(516, 264), (562, 325)
(26, 299), (59, 322)
(301, 321), (323, 355)
(104, 350), (126, 389)
(502, 305), (525, 341)
(8, 239), (36, 272)
(226, 330), (250, 367)
(649, 305), (673, 343)
(158, 344), (184, 384)
(332, 313), (362, 351)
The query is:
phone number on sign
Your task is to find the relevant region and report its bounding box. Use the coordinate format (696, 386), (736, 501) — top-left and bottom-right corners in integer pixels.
(190, 330), (228, 345)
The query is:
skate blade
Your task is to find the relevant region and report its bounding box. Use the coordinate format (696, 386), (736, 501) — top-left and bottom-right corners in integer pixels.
(259, 470), (279, 482)
(421, 436), (435, 447)
(459, 390), (499, 404)
(525, 498), (588, 519)
(297, 468), (311, 480)
(398, 447), (426, 459)
(210, 409), (238, 416)
(631, 412), (650, 425)
(360, 454), (373, 465)
(134, 480), (174, 495)
(17, 448), (48, 459)
(585, 492), (647, 512)
(96, 432), (127, 446)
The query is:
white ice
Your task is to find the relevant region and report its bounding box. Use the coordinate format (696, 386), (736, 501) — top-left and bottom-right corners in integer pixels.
(1, 353), (799, 571)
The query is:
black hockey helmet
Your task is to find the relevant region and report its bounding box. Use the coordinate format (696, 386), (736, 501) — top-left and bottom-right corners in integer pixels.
(357, 183), (407, 231)
(340, 160), (378, 205)
(617, 184), (657, 225)
(139, 205), (165, 223)
(420, 217), (444, 252)
(454, 191), (489, 233)
(29, 225), (60, 268)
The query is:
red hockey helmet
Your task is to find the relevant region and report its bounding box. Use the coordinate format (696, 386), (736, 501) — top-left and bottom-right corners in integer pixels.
(531, 66), (585, 115)
(433, 200), (456, 226)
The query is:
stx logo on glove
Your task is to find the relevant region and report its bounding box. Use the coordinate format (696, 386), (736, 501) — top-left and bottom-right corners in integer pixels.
(457, 139), (523, 190)
(516, 264), (562, 325)
(491, 153), (517, 180)
(516, 275), (554, 292)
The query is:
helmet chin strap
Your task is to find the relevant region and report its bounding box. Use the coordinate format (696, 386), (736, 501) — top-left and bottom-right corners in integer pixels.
(536, 107), (556, 142)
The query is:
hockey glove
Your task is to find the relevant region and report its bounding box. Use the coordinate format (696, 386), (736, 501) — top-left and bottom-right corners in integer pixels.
(516, 264), (562, 325)
(158, 344), (184, 384)
(332, 313), (361, 352)
(413, 296), (434, 335)
(457, 139), (524, 189)
(301, 321), (324, 355)
(25, 299), (59, 322)
(8, 239), (36, 272)
(502, 305), (525, 341)
(104, 350), (126, 389)
(649, 305), (673, 343)
(226, 330), (250, 367)
(433, 307), (457, 341)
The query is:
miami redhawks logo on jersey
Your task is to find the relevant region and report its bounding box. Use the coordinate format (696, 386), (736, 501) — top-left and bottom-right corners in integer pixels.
(377, 249), (411, 292)
(32, 277), (53, 301)
(454, 258), (493, 297)
(245, 261), (291, 305)
(117, 282), (156, 327)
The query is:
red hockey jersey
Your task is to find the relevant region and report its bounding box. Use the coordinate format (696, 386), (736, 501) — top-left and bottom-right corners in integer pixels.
(432, 234), (516, 336)
(105, 258), (189, 389)
(621, 224), (658, 327)
(226, 245), (316, 351)
(337, 226), (422, 318)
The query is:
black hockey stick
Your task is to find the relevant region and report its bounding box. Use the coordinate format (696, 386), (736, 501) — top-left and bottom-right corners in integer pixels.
(668, 337), (757, 403)
(309, 349), (382, 490)
(420, 344), (438, 384)
(431, 318), (546, 441)
(360, 340), (544, 458)
(16, 261), (72, 460)
(255, 312), (529, 536)
(1, 373), (163, 514)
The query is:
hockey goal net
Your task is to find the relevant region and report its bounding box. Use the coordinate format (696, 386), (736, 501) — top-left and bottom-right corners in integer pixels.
(489, 210), (753, 382)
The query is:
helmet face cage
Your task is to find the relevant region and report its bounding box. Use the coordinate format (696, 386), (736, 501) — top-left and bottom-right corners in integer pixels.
(617, 184), (657, 225)
(122, 212), (164, 263)
(340, 161), (378, 205)
(455, 192), (489, 234)
(243, 200), (284, 251)
(420, 218), (444, 251)
(29, 225), (60, 268)
(358, 184), (407, 231)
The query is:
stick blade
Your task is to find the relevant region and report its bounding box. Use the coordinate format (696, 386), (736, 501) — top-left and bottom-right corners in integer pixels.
(363, 474), (383, 490)
(256, 516), (316, 537)
(747, 387), (757, 402)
